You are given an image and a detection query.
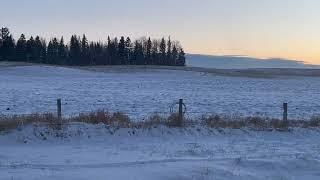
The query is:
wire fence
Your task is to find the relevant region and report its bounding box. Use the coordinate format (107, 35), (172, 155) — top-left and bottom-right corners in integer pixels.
(1, 98), (317, 122)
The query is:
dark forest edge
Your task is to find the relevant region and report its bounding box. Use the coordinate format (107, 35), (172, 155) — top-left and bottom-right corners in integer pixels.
(0, 27), (186, 66)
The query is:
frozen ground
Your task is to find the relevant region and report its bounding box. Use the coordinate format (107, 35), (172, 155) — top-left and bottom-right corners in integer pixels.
(1, 65), (320, 180)
(1, 65), (320, 119)
(1, 125), (320, 180)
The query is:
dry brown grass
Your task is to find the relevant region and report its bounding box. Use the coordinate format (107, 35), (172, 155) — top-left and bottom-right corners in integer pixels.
(1, 111), (320, 132)
(167, 113), (183, 127)
(201, 114), (320, 130)
(69, 110), (131, 128)
(134, 113), (188, 128)
(0, 110), (131, 131)
(308, 116), (320, 127)
(0, 113), (61, 131)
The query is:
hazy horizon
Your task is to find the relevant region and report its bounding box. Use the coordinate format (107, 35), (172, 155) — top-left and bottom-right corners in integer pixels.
(2, 0), (320, 64)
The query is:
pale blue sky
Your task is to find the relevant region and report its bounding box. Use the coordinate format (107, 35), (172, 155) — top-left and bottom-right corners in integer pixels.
(2, 0), (320, 63)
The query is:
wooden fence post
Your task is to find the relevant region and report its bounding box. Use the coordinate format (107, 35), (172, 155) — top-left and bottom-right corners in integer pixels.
(283, 102), (288, 121)
(57, 98), (62, 121)
(178, 99), (183, 126)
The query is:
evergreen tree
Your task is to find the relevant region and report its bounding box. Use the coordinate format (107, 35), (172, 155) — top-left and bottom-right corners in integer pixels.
(46, 38), (59, 64)
(159, 38), (166, 65)
(26, 36), (36, 62)
(177, 48), (186, 66)
(88, 42), (96, 65)
(146, 37), (152, 65)
(40, 38), (47, 63)
(69, 35), (81, 65)
(166, 37), (172, 65)
(6, 35), (15, 61)
(118, 36), (126, 65)
(171, 45), (178, 66)
(108, 37), (118, 65)
(34, 36), (44, 63)
(106, 36), (112, 65)
(95, 42), (104, 65)
(81, 34), (89, 65)
(15, 34), (27, 61)
(151, 40), (159, 65)
(113, 37), (119, 64)
(58, 37), (67, 64)
(46, 40), (53, 64)
(0, 28), (186, 66)
(125, 37), (132, 64)
(0, 28), (15, 61)
(132, 40), (144, 65)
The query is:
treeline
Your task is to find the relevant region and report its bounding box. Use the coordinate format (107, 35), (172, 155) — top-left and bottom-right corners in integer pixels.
(0, 27), (185, 66)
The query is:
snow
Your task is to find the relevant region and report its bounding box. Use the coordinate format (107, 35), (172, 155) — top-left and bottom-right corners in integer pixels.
(186, 54), (320, 69)
(1, 65), (320, 179)
(1, 65), (320, 119)
(1, 124), (320, 180)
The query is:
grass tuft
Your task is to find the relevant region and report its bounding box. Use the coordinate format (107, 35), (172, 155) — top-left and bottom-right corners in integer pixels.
(1, 111), (320, 132)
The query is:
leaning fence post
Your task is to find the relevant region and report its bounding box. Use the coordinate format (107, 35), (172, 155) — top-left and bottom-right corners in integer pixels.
(283, 102), (288, 121)
(178, 99), (183, 126)
(57, 98), (62, 121)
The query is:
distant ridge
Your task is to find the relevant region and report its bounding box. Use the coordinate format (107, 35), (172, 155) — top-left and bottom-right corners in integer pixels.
(186, 54), (320, 69)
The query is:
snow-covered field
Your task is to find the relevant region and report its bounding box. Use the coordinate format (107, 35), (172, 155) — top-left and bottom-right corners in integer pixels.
(1, 65), (320, 179)
(1, 125), (320, 180)
(1, 65), (320, 119)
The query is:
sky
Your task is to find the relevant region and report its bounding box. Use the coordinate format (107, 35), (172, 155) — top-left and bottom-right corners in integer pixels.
(2, 0), (320, 64)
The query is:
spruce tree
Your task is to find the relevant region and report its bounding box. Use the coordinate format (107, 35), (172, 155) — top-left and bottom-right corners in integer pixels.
(108, 37), (118, 65)
(113, 37), (119, 65)
(34, 36), (43, 63)
(167, 37), (172, 65)
(151, 40), (159, 65)
(95, 42), (104, 65)
(81, 34), (89, 65)
(88, 42), (94, 65)
(0, 28), (186, 66)
(177, 48), (186, 66)
(6, 35), (15, 61)
(133, 40), (144, 65)
(69, 35), (81, 65)
(106, 36), (111, 65)
(40, 38), (47, 63)
(58, 37), (67, 64)
(125, 37), (132, 65)
(26, 36), (36, 62)
(118, 36), (126, 65)
(1, 28), (15, 61)
(47, 37), (59, 64)
(159, 38), (166, 65)
(15, 34), (27, 61)
(171, 45), (178, 66)
(146, 37), (152, 65)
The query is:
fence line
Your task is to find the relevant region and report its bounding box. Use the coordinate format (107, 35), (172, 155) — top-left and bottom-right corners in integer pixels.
(1, 97), (318, 122)
(53, 98), (293, 124)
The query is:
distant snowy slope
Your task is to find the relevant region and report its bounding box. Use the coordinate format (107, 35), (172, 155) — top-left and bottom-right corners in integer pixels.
(1, 65), (320, 119)
(186, 54), (320, 69)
